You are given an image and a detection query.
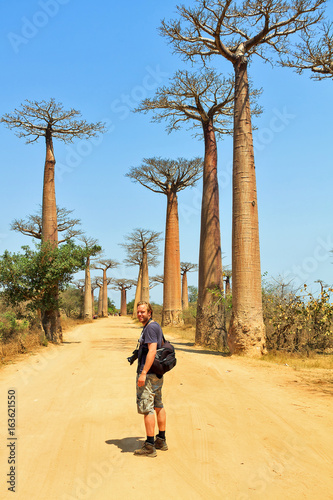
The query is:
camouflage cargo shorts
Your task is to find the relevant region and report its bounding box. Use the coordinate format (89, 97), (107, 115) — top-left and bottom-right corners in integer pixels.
(136, 373), (164, 415)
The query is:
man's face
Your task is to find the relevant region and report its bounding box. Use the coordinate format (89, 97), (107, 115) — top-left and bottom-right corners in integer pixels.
(137, 304), (151, 325)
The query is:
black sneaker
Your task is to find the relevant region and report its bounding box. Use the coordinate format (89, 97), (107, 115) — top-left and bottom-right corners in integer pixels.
(155, 436), (168, 451)
(134, 441), (157, 457)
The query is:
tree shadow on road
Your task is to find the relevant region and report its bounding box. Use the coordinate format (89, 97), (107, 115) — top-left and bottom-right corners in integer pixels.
(172, 341), (230, 357)
(105, 437), (143, 453)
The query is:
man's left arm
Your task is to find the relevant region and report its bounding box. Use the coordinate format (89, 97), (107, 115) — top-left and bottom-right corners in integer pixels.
(137, 342), (157, 387)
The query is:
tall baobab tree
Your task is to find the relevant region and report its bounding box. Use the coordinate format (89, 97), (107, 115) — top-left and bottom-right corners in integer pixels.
(181, 262), (198, 310)
(11, 206), (83, 243)
(282, 22), (333, 78)
(0, 98), (105, 342)
(112, 279), (135, 316)
(122, 251), (160, 318)
(127, 158), (203, 326)
(135, 70), (259, 346)
(91, 278), (100, 316)
(92, 277), (104, 317)
(79, 236), (102, 320)
(161, 0), (325, 355)
(92, 259), (118, 317)
(120, 228), (162, 311)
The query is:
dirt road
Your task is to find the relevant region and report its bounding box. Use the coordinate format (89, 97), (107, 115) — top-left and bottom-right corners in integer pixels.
(0, 317), (332, 500)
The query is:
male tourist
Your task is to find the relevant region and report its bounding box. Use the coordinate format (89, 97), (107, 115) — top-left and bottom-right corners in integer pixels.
(134, 301), (168, 457)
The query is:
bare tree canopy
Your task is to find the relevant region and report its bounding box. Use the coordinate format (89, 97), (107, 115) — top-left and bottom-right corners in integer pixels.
(127, 157), (203, 195)
(11, 206), (83, 243)
(111, 279), (136, 291)
(120, 228), (162, 256)
(136, 69), (262, 137)
(92, 259), (119, 272)
(181, 262), (198, 274)
(150, 275), (164, 287)
(281, 21), (333, 78)
(0, 98), (106, 143)
(136, 69), (234, 136)
(160, 0), (326, 64)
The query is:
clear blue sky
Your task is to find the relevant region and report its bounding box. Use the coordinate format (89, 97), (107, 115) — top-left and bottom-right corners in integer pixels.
(0, 0), (332, 308)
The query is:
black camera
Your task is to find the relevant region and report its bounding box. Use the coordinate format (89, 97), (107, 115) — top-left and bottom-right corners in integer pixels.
(127, 348), (139, 365)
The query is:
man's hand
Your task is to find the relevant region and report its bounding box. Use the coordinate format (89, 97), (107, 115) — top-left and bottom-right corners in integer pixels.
(137, 371), (147, 387)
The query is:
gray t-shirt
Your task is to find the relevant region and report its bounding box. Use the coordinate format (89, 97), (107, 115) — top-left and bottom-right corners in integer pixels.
(137, 320), (163, 375)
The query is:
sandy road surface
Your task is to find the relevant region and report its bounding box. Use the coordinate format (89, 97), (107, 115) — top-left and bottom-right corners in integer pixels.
(0, 316), (333, 500)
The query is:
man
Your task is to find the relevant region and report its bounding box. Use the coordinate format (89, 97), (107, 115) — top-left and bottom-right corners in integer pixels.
(134, 301), (168, 457)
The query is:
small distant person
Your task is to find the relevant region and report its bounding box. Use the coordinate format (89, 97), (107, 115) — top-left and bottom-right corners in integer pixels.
(134, 301), (168, 457)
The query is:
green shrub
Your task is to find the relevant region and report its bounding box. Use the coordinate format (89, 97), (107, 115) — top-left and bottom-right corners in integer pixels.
(0, 311), (29, 342)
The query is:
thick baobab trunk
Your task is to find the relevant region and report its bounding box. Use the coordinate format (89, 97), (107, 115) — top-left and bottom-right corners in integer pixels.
(182, 270), (189, 310)
(42, 131), (58, 245)
(84, 256), (93, 319)
(141, 247), (150, 303)
(196, 118), (226, 349)
(41, 130), (62, 343)
(228, 58), (266, 357)
(120, 288), (127, 316)
(162, 189), (183, 326)
(102, 268), (108, 317)
(133, 265), (142, 318)
(97, 284), (103, 317)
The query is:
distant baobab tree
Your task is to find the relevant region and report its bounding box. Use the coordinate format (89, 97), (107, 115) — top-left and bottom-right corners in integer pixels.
(0, 98), (105, 342)
(11, 206), (83, 243)
(112, 279), (135, 316)
(127, 157), (203, 326)
(181, 262), (198, 310)
(90, 278), (100, 316)
(160, 0), (325, 355)
(92, 259), (118, 317)
(79, 236), (102, 320)
(120, 228), (162, 312)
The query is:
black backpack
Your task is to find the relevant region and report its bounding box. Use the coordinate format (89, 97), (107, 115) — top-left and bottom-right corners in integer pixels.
(151, 336), (177, 376)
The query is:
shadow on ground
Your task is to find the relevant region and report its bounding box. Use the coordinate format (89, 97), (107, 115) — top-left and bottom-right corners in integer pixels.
(172, 341), (230, 357)
(105, 437), (143, 453)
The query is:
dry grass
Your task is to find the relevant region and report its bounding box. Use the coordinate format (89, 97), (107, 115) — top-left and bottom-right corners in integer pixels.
(0, 316), (92, 366)
(261, 350), (333, 370)
(0, 329), (45, 365)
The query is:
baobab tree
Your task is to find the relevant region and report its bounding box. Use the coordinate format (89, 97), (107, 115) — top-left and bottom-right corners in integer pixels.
(92, 277), (104, 317)
(135, 70), (259, 346)
(161, 0), (325, 355)
(181, 262), (198, 310)
(92, 259), (118, 317)
(282, 22), (333, 78)
(91, 278), (100, 316)
(223, 267), (232, 296)
(11, 206), (83, 243)
(127, 157), (203, 326)
(112, 279), (135, 316)
(0, 98), (105, 342)
(79, 236), (102, 320)
(122, 250), (160, 318)
(120, 228), (162, 310)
